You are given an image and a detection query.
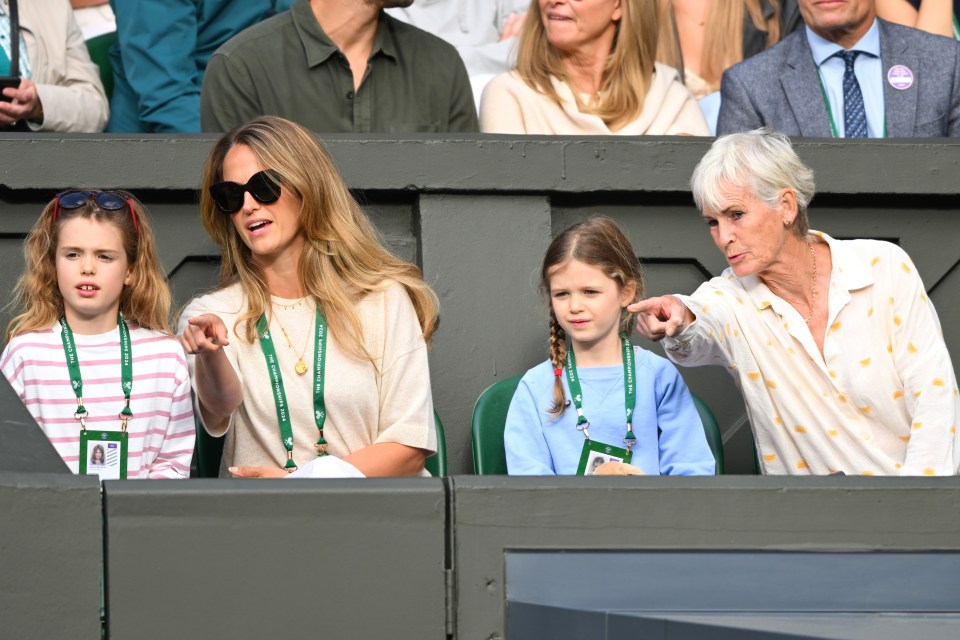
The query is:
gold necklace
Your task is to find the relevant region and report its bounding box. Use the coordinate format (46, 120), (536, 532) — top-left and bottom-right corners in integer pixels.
(803, 242), (818, 323)
(767, 242), (818, 323)
(272, 297), (306, 310)
(272, 310), (310, 375)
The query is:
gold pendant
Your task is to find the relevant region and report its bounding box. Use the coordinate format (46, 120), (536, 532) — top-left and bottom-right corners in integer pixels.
(295, 359), (308, 376)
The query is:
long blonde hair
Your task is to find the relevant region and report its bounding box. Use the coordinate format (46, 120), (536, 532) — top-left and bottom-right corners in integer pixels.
(657, 0), (782, 92)
(540, 216), (644, 416)
(197, 116), (439, 361)
(6, 192), (172, 340)
(515, 0), (659, 131)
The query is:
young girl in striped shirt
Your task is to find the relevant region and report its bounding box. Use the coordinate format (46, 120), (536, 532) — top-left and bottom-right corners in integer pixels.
(1, 191), (195, 479)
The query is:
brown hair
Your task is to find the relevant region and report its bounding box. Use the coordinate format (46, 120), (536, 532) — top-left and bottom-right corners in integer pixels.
(540, 216), (644, 416)
(657, 0), (782, 92)
(515, 0), (659, 131)
(6, 192), (172, 340)
(195, 116), (438, 361)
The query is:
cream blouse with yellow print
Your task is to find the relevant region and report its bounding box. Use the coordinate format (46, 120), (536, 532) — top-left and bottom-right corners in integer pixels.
(665, 231), (959, 476)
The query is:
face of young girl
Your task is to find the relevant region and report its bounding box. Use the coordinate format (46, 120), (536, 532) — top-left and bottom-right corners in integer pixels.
(56, 217), (133, 334)
(548, 259), (635, 360)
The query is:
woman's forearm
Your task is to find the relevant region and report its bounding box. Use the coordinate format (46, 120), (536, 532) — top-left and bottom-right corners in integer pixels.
(194, 349), (243, 420)
(342, 442), (429, 477)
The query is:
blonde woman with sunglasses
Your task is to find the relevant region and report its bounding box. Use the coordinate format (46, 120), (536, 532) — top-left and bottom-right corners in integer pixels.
(178, 116), (438, 478)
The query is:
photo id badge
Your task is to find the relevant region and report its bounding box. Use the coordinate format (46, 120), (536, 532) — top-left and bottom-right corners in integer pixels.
(576, 439), (633, 476)
(79, 430), (128, 480)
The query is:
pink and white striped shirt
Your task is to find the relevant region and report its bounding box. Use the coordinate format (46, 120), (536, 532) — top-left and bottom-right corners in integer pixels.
(1, 324), (195, 478)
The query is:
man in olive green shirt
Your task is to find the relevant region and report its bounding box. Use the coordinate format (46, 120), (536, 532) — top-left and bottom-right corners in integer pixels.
(200, 0), (478, 133)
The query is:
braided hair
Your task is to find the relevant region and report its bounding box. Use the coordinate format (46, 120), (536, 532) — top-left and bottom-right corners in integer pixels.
(547, 308), (569, 415)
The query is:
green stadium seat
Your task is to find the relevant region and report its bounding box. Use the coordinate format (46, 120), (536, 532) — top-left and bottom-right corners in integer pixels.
(424, 411), (447, 477)
(691, 394), (725, 474)
(470, 374), (522, 475)
(85, 31), (116, 101)
(193, 415), (224, 478)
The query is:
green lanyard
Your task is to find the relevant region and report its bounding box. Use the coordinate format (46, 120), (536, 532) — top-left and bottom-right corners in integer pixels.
(257, 307), (329, 471)
(564, 334), (638, 452)
(59, 314), (134, 431)
(817, 69), (887, 139)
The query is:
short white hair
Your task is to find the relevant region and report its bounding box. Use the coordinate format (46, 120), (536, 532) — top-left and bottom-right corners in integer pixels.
(690, 128), (816, 236)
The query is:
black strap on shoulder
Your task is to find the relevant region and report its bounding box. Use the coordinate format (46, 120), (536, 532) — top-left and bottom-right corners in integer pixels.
(8, 0), (18, 77)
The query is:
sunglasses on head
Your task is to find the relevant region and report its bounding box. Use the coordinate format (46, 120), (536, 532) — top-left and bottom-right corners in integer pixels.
(53, 190), (138, 234)
(209, 170), (282, 215)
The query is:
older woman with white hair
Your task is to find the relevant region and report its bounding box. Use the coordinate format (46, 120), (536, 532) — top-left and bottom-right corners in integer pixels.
(631, 128), (959, 476)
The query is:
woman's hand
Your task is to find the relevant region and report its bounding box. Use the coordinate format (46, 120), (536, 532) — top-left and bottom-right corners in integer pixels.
(0, 79), (43, 126)
(628, 296), (691, 342)
(229, 466), (287, 478)
(180, 313), (242, 424)
(593, 462), (644, 476)
(180, 314), (230, 355)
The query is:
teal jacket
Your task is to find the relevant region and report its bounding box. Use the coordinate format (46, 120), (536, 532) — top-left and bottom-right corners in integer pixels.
(107, 0), (294, 133)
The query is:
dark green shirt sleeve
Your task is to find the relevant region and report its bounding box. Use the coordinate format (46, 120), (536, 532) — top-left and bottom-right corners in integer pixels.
(201, 52), (263, 133)
(446, 54), (479, 133)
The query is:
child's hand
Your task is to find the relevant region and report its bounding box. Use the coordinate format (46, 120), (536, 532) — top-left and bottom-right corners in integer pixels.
(229, 465), (287, 478)
(593, 462), (644, 476)
(181, 314), (230, 355)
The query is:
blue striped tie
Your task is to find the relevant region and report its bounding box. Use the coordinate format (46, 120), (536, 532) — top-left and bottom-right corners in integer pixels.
(835, 50), (867, 138)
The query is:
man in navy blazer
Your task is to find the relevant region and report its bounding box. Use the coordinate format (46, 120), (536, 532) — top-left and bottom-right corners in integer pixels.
(718, 0), (960, 137)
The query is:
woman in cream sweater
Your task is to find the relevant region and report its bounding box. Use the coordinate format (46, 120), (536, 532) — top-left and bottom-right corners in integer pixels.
(179, 116), (438, 478)
(480, 0), (709, 135)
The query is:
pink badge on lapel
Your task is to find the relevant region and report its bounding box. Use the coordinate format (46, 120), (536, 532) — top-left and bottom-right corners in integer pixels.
(887, 65), (914, 90)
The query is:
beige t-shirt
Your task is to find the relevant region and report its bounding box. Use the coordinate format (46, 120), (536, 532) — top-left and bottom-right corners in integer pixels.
(180, 280), (436, 475)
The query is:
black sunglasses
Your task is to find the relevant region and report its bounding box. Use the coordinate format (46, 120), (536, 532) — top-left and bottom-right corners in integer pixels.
(53, 190), (138, 233)
(209, 170), (282, 215)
